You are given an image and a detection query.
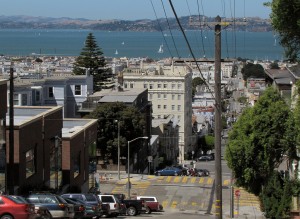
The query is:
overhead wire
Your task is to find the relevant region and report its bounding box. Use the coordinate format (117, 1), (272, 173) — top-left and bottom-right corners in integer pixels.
(185, 0), (202, 58)
(196, 0), (206, 58)
(159, 0), (180, 58)
(168, 0), (214, 99)
(222, 0), (230, 58)
(149, 0), (173, 58)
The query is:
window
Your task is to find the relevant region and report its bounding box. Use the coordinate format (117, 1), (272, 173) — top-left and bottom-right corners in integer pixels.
(163, 105), (167, 109)
(48, 87), (54, 98)
(172, 84), (176, 89)
(75, 85), (81, 95)
(163, 94), (167, 99)
(74, 152), (81, 178)
(21, 94), (28, 106)
(157, 94), (161, 99)
(158, 105), (161, 109)
(149, 84), (153, 89)
(144, 84), (148, 89)
(172, 105), (175, 110)
(149, 94), (153, 100)
(178, 83), (182, 89)
(172, 95), (175, 100)
(13, 93), (19, 105)
(157, 84), (162, 88)
(35, 90), (40, 102)
(178, 115), (181, 121)
(163, 84), (167, 89)
(26, 148), (35, 178)
(178, 95), (181, 100)
(178, 105), (181, 111)
(124, 83), (128, 88)
(130, 83), (134, 88)
(157, 115), (161, 119)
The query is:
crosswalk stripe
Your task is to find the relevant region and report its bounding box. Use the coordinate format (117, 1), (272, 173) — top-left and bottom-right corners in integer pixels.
(207, 178), (213, 184)
(182, 176), (188, 183)
(190, 177), (196, 183)
(166, 176), (172, 183)
(199, 178), (205, 184)
(162, 200), (168, 209)
(171, 201), (177, 209)
(174, 176), (181, 183)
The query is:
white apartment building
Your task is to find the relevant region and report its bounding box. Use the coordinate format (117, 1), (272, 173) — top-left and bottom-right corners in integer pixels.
(120, 61), (194, 163)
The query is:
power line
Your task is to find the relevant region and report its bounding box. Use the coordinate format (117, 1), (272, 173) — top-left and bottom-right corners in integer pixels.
(168, 0), (214, 99)
(196, 0), (206, 58)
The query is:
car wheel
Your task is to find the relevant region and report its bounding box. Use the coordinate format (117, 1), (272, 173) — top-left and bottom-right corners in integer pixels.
(41, 210), (52, 219)
(157, 172), (161, 176)
(127, 206), (137, 216)
(174, 172), (178, 176)
(145, 206), (152, 214)
(1, 215), (13, 219)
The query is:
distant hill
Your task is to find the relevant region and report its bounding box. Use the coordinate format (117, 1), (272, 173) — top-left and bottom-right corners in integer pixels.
(0, 15), (272, 32)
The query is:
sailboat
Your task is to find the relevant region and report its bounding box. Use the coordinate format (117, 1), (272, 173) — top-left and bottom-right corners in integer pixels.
(121, 41), (125, 45)
(158, 44), (163, 53)
(115, 49), (118, 55)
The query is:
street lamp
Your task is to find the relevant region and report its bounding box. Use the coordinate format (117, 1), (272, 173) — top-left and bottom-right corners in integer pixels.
(127, 136), (148, 198)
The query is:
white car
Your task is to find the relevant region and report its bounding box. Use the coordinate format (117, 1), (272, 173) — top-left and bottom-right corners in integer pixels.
(98, 194), (121, 217)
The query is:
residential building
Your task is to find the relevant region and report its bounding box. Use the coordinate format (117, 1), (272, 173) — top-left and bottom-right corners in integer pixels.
(120, 61), (193, 163)
(0, 79), (7, 191)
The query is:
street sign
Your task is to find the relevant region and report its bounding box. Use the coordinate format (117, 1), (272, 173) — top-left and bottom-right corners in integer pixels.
(235, 189), (241, 197)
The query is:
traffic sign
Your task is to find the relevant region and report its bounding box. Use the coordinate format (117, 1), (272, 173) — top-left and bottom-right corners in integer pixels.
(235, 189), (241, 197)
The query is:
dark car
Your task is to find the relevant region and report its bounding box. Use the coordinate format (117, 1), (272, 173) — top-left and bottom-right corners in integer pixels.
(63, 198), (86, 219)
(25, 193), (74, 219)
(61, 193), (109, 217)
(0, 195), (36, 219)
(172, 165), (189, 176)
(198, 155), (214, 161)
(154, 167), (182, 176)
(194, 168), (210, 177)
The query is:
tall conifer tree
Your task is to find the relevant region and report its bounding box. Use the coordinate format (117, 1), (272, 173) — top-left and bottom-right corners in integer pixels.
(73, 32), (109, 91)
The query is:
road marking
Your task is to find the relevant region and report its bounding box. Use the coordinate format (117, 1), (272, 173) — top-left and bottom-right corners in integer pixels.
(174, 176), (181, 183)
(182, 176), (188, 183)
(199, 178), (205, 184)
(207, 178), (213, 184)
(171, 201), (177, 208)
(190, 177), (196, 183)
(223, 179), (230, 186)
(166, 176), (172, 183)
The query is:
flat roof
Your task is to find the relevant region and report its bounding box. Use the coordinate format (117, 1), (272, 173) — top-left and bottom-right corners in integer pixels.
(62, 119), (97, 139)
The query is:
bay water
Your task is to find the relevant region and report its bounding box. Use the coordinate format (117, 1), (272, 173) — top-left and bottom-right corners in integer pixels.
(0, 29), (284, 61)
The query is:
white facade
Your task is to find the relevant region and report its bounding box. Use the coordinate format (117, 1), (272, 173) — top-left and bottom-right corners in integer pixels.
(121, 62), (193, 163)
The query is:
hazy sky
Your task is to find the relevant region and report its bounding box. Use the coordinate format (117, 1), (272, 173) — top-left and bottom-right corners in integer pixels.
(0, 0), (271, 20)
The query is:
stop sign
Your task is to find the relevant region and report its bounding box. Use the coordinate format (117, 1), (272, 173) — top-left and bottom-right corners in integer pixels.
(235, 189), (241, 197)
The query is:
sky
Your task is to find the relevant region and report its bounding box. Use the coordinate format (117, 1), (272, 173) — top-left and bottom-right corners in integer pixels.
(0, 0), (271, 20)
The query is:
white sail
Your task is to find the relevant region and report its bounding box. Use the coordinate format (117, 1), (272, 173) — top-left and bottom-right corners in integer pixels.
(115, 49), (118, 55)
(158, 44), (163, 53)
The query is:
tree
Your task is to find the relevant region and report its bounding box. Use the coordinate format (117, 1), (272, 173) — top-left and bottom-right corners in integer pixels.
(192, 77), (205, 96)
(241, 62), (265, 81)
(269, 62), (280, 69)
(225, 86), (295, 195)
(87, 102), (146, 162)
(198, 135), (214, 154)
(73, 33), (110, 91)
(266, 0), (300, 62)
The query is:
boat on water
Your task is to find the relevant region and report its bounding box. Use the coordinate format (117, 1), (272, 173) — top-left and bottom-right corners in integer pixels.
(121, 41), (125, 45)
(158, 44), (163, 53)
(115, 49), (118, 55)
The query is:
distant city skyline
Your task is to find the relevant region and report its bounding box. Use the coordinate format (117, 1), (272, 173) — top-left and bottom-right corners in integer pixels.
(1, 0), (271, 20)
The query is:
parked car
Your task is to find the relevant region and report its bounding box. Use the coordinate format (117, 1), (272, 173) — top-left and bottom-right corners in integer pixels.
(10, 195), (51, 219)
(194, 168), (210, 177)
(154, 167), (182, 176)
(25, 193), (74, 219)
(63, 198), (86, 219)
(108, 193), (143, 216)
(135, 196), (163, 214)
(61, 193), (109, 217)
(0, 195), (36, 219)
(97, 194), (121, 217)
(172, 165), (189, 176)
(198, 155), (214, 161)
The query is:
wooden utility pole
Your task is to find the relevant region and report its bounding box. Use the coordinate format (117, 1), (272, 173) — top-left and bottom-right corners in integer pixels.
(214, 15), (222, 219)
(8, 64), (14, 195)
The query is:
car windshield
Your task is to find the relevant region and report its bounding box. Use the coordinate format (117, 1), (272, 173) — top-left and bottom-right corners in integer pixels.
(6, 195), (28, 204)
(85, 194), (97, 202)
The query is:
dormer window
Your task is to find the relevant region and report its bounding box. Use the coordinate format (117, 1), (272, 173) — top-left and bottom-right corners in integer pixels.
(75, 85), (81, 96)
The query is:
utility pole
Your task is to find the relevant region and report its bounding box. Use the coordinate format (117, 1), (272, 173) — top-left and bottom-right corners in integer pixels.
(214, 15), (222, 219)
(8, 63), (14, 195)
